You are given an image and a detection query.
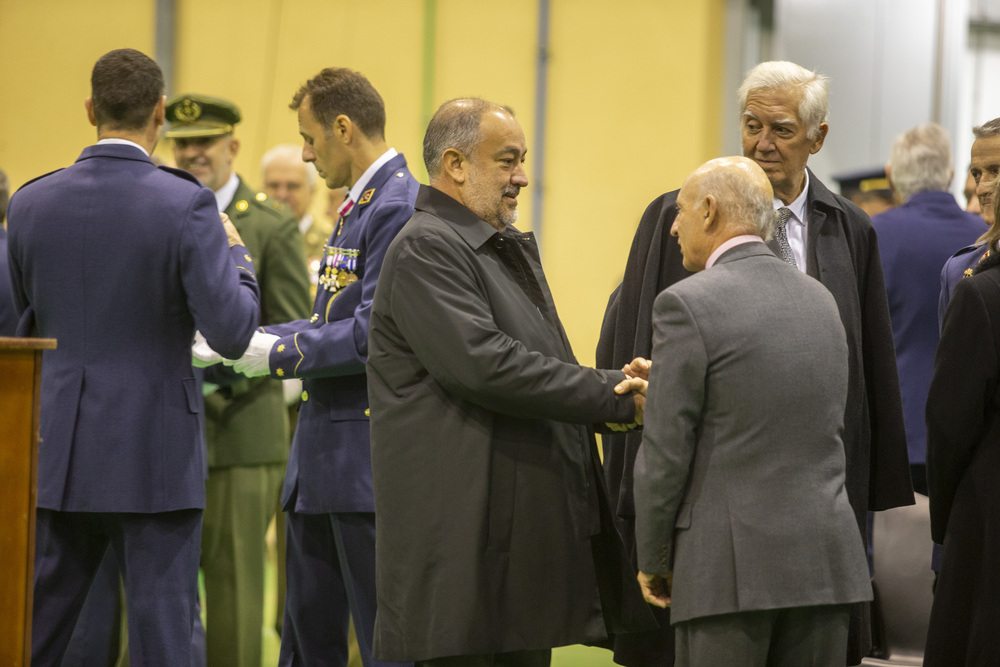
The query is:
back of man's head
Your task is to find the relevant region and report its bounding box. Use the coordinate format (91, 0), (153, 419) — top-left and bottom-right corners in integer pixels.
(0, 166), (9, 225)
(888, 123), (952, 201)
(738, 61), (829, 140)
(693, 157), (776, 241)
(91, 49), (164, 132)
(422, 98), (515, 179)
(289, 68), (386, 140)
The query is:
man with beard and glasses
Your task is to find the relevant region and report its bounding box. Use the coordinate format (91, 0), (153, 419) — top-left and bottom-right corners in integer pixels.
(366, 98), (654, 666)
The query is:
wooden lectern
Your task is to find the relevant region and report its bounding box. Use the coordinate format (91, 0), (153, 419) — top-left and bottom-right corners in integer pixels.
(0, 337), (56, 666)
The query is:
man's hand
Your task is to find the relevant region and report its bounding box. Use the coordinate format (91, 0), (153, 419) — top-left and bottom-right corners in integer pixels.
(606, 376), (648, 431)
(231, 331), (280, 377)
(191, 330), (223, 368)
(221, 212), (246, 248)
(637, 570), (672, 608)
(622, 356), (651, 381)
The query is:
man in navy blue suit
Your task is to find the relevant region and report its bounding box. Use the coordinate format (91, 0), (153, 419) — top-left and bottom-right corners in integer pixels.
(872, 123), (986, 496)
(225, 67), (418, 667)
(6, 49), (261, 666)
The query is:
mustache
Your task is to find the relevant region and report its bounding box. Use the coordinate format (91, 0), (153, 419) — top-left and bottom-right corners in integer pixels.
(503, 187), (520, 198)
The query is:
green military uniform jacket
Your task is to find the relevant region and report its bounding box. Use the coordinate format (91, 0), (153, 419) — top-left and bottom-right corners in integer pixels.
(203, 176), (311, 467)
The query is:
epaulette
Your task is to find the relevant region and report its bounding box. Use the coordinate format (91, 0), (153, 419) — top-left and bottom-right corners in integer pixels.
(16, 168), (65, 191)
(158, 165), (203, 186)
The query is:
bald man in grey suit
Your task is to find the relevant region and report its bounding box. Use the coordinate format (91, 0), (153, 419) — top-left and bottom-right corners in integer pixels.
(629, 157), (872, 667)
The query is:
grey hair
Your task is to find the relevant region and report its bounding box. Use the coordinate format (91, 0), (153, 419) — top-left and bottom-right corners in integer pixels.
(260, 143), (317, 187)
(738, 61), (829, 140)
(423, 98), (515, 178)
(697, 166), (777, 241)
(973, 117), (1000, 139)
(888, 123), (952, 201)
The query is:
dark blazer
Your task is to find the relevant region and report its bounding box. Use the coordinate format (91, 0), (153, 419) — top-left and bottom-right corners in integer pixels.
(924, 258), (1000, 666)
(367, 185), (653, 662)
(202, 176), (310, 468)
(597, 171), (913, 666)
(6, 143), (260, 512)
(265, 153), (418, 513)
(0, 225), (16, 335)
(871, 191), (986, 466)
(635, 242), (872, 624)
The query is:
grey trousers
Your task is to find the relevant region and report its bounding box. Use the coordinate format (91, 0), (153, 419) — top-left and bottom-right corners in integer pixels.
(675, 604), (851, 667)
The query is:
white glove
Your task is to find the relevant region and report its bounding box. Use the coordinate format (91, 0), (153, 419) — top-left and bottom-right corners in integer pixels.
(283, 378), (304, 405)
(192, 330), (223, 368)
(232, 332), (280, 378)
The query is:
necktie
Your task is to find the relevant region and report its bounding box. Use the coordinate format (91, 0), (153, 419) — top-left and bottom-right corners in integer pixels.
(774, 207), (797, 268)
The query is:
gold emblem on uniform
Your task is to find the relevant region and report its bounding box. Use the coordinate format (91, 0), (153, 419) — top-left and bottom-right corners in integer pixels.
(236, 200), (249, 212)
(255, 192), (267, 202)
(175, 99), (202, 122)
(359, 188), (375, 205)
(335, 270), (358, 288)
(276, 368), (285, 377)
(964, 268), (974, 278)
(277, 344), (286, 353)
(301, 390), (309, 402)
(244, 254), (252, 262)
(364, 408), (370, 417)
(310, 314), (320, 323)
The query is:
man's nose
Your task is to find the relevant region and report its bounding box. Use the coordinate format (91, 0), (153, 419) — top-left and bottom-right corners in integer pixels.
(512, 163), (528, 187)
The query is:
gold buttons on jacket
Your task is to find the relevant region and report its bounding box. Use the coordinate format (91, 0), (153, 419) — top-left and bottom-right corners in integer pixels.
(301, 390), (309, 402)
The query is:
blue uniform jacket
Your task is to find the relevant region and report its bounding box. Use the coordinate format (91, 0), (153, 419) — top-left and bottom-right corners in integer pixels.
(939, 241), (991, 323)
(6, 143), (261, 513)
(872, 191), (986, 465)
(265, 153), (418, 513)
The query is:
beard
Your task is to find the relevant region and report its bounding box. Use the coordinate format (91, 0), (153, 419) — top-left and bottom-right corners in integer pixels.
(465, 169), (519, 229)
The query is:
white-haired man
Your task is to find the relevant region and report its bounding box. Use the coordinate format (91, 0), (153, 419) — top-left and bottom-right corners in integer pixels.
(597, 60), (913, 667)
(872, 123), (986, 496)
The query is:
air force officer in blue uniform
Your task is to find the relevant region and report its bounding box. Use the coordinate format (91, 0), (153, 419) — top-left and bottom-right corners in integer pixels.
(228, 68), (418, 667)
(6, 49), (261, 666)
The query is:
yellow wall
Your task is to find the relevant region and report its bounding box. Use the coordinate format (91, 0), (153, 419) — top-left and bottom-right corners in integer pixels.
(0, 0), (724, 366)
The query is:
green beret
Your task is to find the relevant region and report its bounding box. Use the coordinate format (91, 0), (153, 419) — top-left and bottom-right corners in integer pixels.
(164, 94), (241, 139)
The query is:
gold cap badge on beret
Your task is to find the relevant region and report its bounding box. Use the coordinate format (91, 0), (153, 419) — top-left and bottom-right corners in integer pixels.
(164, 94), (242, 139)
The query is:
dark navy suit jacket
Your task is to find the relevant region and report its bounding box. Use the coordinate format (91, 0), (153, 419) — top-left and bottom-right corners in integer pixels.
(0, 225), (16, 335)
(265, 153), (418, 513)
(872, 190), (986, 466)
(6, 143), (261, 513)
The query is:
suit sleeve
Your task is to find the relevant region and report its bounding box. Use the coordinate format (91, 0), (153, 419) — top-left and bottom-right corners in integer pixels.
(182, 188), (260, 359)
(268, 198), (412, 378)
(634, 289), (707, 574)
(926, 279), (997, 544)
(387, 231), (635, 425)
(859, 222), (913, 510)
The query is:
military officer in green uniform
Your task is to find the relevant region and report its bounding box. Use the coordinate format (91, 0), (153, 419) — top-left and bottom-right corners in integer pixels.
(166, 94), (311, 667)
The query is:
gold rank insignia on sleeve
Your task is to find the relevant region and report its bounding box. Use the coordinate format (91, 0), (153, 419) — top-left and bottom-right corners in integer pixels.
(276, 368), (285, 377)
(359, 188), (374, 205)
(236, 200), (249, 212)
(244, 254), (252, 262)
(277, 344), (286, 353)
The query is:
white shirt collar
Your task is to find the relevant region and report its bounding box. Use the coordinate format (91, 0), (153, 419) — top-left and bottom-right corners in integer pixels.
(773, 168), (810, 226)
(214, 172), (240, 212)
(97, 138), (149, 157)
(341, 148), (398, 215)
(706, 235), (766, 269)
(299, 212), (314, 236)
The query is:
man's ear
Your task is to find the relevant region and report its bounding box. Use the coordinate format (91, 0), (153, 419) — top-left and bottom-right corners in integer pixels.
(810, 123), (829, 155)
(152, 95), (166, 128)
(85, 97), (98, 128)
(228, 136), (241, 159)
(703, 194), (718, 230)
(441, 148), (467, 185)
(332, 114), (353, 144)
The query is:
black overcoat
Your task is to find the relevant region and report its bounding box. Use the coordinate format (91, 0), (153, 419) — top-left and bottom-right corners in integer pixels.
(368, 185), (655, 661)
(924, 258), (1000, 666)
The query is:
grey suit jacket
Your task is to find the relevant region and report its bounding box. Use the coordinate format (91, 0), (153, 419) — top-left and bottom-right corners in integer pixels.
(634, 241), (872, 625)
